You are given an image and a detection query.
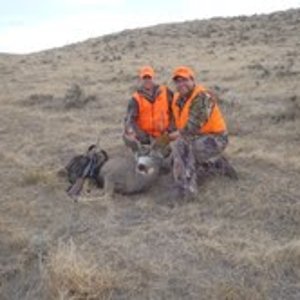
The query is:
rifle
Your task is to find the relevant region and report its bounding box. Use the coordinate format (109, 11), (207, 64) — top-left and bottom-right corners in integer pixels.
(67, 149), (98, 198)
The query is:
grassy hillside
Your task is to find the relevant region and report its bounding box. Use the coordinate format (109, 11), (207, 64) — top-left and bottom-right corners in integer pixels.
(0, 8), (300, 299)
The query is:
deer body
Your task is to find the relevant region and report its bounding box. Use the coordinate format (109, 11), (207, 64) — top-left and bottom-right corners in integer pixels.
(98, 154), (161, 196)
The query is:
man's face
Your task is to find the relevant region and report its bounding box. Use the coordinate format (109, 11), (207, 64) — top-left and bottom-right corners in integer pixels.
(174, 76), (195, 96)
(140, 75), (154, 90)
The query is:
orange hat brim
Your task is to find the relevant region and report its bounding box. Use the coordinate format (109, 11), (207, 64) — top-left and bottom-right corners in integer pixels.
(140, 72), (154, 79)
(139, 66), (155, 79)
(172, 67), (195, 80)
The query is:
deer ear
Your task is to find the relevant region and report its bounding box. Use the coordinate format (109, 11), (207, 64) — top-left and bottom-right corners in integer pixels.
(88, 144), (96, 152)
(100, 150), (109, 161)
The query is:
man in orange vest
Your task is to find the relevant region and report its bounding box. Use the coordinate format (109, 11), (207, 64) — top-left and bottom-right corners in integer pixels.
(169, 66), (237, 197)
(123, 65), (174, 152)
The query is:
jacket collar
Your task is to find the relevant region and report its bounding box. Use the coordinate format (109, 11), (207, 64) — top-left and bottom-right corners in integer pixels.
(137, 84), (160, 102)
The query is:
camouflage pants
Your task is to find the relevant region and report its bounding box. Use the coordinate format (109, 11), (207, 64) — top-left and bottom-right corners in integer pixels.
(191, 134), (228, 163)
(170, 134), (228, 193)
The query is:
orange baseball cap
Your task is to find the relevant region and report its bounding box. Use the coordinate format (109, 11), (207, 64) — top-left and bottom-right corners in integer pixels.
(139, 65), (155, 79)
(172, 66), (195, 80)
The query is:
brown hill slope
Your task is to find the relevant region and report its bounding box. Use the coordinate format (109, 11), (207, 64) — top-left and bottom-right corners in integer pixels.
(1, 8), (300, 300)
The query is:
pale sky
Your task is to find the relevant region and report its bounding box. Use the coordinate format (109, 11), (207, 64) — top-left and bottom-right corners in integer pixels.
(1, 0), (299, 54)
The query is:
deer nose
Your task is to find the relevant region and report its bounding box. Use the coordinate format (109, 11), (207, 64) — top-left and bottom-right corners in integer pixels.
(136, 156), (153, 174)
(137, 163), (147, 173)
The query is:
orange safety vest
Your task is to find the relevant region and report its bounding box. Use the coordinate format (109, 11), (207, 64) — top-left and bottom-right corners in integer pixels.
(172, 85), (227, 134)
(133, 86), (170, 137)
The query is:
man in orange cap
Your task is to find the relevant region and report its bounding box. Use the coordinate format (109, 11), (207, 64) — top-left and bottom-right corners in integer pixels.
(123, 65), (174, 152)
(169, 66), (237, 198)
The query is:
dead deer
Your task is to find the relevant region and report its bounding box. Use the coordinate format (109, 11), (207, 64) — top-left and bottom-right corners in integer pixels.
(98, 134), (171, 197)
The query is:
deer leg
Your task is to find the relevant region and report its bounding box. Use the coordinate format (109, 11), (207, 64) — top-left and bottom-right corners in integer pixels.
(102, 178), (115, 201)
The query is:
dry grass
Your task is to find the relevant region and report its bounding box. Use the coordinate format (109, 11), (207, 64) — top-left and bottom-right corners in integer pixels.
(45, 239), (121, 300)
(0, 8), (300, 300)
(0, 219), (29, 251)
(21, 169), (58, 186)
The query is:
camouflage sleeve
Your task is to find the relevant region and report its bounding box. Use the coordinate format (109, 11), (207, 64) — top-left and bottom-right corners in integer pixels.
(181, 91), (214, 136)
(124, 97), (139, 131)
(166, 87), (176, 132)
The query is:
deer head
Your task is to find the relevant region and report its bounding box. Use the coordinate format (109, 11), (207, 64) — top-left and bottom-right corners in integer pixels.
(135, 133), (171, 176)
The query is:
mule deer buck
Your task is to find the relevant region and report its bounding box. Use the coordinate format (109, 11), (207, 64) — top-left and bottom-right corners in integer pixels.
(98, 134), (171, 197)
